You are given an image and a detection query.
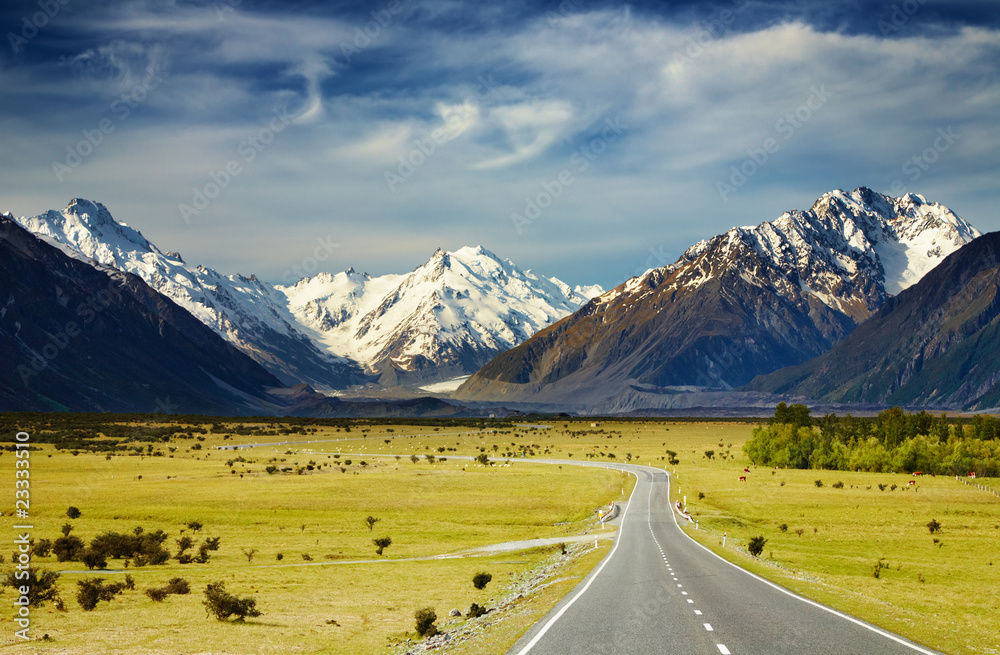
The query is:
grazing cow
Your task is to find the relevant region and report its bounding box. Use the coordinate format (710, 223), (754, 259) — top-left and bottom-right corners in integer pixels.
(912, 471), (923, 477)
(907, 480), (916, 486)
(739, 476), (747, 482)
(743, 468), (751, 473)
(969, 472), (977, 478)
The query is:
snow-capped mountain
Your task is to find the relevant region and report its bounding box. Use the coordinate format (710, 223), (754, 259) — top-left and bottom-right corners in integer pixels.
(279, 246), (603, 383)
(10, 199), (601, 389)
(456, 187), (981, 409)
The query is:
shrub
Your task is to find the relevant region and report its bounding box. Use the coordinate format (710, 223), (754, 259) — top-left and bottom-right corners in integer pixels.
(2, 568), (60, 607)
(472, 572), (493, 590)
(778, 523), (788, 532)
(53, 535), (85, 562)
(275, 553), (283, 561)
(365, 516), (380, 532)
(872, 558), (888, 579)
(747, 535), (768, 557)
(80, 548), (108, 570)
(203, 582), (261, 621)
(32, 538), (53, 558)
(475, 453), (491, 466)
(66, 507), (82, 519)
(76, 578), (127, 611)
(468, 603), (488, 618)
(927, 519), (942, 534)
(414, 607), (437, 637)
(187, 521), (203, 532)
(832, 481), (844, 489)
(373, 537), (392, 556)
(814, 480), (824, 488)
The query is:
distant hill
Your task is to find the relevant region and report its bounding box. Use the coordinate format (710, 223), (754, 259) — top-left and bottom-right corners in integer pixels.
(745, 232), (1000, 410)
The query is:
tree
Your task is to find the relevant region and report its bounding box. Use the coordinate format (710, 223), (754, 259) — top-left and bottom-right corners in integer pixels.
(414, 607), (438, 637)
(241, 548), (258, 563)
(203, 582), (262, 621)
(747, 535), (768, 557)
(373, 537), (392, 556)
(53, 535), (85, 562)
(927, 519), (942, 534)
(472, 572), (493, 590)
(66, 507), (82, 519)
(81, 548), (108, 570)
(76, 578), (127, 611)
(475, 453), (491, 466)
(365, 516), (381, 532)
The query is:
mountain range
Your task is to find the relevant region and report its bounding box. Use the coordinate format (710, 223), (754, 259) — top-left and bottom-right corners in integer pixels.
(10, 199), (601, 391)
(455, 188), (981, 410)
(4, 187), (994, 415)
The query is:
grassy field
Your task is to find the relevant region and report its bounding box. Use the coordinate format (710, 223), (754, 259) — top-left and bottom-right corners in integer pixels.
(3, 418), (997, 654)
(0, 422), (630, 654)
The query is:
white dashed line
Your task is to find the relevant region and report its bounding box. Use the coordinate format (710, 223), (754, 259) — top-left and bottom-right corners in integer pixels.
(681, 591), (688, 595)
(704, 623), (714, 631)
(694, 610), (703, 615)
(717, 645), (731, 655)
(687, 599), (694, 603)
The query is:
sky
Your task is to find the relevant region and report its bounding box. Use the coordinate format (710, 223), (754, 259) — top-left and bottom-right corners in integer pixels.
(1, 0), (998, 290)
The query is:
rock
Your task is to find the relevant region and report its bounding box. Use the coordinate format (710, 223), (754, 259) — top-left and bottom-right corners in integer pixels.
(449, 609), (462, 617)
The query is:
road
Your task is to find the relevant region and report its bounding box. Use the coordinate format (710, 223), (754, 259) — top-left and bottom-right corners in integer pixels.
(507, 462), (943, 655)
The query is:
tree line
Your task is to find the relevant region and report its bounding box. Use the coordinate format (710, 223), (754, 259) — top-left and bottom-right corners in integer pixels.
(744, 403), (1000, 476)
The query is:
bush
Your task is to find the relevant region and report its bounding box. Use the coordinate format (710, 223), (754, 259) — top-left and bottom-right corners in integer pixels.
(66, 507), (82, 519)
(203, 582), (262, 621)
(414, 607), (437, 637)
(778, 523), (788, 532)
(872, 558), (889, 579)
(76, 578), (127, 611)
(927, 519), (942, 534)
(832, 481), (844, 489)
(81, 548), (108, 570)
(32, 538), (53, 558)
(814, 480), (824, 488)
(747, 535), (768, 557)
(468, 603), (488, 618)
(53, 535), (85, 562)
(2, 568), (60, 607)
(373, 537), (392, 556)
(147, 577), (190, 601)
(472, 572), (493, 590)
(475, 453), (491, 466)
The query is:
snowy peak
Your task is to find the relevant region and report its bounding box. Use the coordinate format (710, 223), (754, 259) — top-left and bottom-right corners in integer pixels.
(279, 246), (603, 380)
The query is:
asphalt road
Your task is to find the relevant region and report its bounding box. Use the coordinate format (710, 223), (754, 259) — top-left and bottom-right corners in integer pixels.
(506, 462), (944, 655)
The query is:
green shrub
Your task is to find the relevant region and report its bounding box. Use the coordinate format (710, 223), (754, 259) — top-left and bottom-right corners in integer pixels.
(373, 537), (392, 556)
(202, 582), (261, 621)
(66, 507), (82, 519)
(468, 603), (488, 618)
(472, 572), (493, 590)
(747, 535), (768, 557)
(927, 519), (942, 534)
(76, 578), (127, 611)
(414, 607), (437, 637)
(2, 568), (60, 607)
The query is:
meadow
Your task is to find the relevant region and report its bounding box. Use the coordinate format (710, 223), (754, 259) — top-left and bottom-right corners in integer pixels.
(2, 417), (997, 654)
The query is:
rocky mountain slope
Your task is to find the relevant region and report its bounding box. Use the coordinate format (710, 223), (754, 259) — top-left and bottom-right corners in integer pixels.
(745, 232), (1000, 410)
(0, 215), (284, 413)
(455, 188), (980, 410)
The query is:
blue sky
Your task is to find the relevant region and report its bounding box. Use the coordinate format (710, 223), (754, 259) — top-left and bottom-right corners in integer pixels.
(2, 0), (998, 289)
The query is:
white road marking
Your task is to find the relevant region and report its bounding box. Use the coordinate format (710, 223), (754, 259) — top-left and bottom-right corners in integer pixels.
(682, 591), (688, 595)
(511, 469), (640, 655)
(694, 610), (703, 615)
(705, 623), (714, 631)
(717, 645), (731, 654)
(687, 599), (694, 603)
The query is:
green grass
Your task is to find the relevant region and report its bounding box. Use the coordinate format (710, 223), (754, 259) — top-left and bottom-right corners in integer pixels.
(4, 418), (997, 654)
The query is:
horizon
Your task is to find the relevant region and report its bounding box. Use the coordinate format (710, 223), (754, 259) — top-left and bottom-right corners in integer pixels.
(2, 0), (998, 290)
